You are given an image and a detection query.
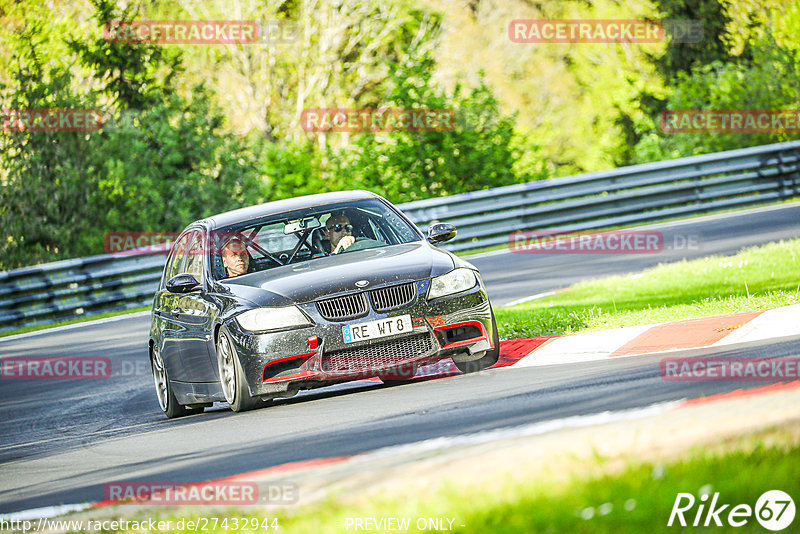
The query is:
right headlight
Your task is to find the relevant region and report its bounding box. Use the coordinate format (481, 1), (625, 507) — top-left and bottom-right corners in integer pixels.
(235, 306), (312, 333)
(428, 268), (478, 300)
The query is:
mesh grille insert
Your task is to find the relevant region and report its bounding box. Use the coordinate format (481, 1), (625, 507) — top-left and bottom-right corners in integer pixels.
(370, 282), (417, 312)
(321, 333), (435, 374)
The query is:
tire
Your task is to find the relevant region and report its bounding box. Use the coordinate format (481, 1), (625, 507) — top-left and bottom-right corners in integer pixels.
(151, 344), (202, 418)
(453, 309), (500, 374)
(216, 326), (259, 412)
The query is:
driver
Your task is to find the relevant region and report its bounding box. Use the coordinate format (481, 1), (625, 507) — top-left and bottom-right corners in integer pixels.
(324, 212), (356, 254)
(220, 236), (250, 277)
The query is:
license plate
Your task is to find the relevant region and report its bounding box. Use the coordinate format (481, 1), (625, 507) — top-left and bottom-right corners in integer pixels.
(342, 315), (412, 343)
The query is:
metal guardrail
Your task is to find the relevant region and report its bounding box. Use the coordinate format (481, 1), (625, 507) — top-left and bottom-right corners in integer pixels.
(401, 140), (800, 252)
(0, 253), (164, 333)
(2, 140), (799, 332)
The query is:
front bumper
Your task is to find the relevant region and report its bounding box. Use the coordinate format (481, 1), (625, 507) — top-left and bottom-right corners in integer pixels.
(225, 279), (494, 397)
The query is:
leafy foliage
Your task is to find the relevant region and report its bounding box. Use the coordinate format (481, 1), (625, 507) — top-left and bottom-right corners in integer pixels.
(330, 58), (528, 202)
(0, 0), (265, 268)
(2, 0), (800, 269)
(633, 41), (800, 161)
(651, 0), (737, 80)
(631, 0), (800, 162)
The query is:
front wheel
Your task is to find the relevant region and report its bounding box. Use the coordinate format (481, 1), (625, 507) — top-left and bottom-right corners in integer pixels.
(453, 311), (500, 374)
(151, 345), (202, 418)
(216, 326), (259, 412)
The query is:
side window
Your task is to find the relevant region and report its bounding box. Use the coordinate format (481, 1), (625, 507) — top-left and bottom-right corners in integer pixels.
(368, 218), (390, 244)
(384, 210), (418, 242)
(184, 231), (205, 280)
(164, 232), (192, 286)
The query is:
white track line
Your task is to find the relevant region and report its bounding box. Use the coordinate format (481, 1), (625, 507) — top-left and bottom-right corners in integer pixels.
(513, 324), (653, 367)
(711, 304), (800, 346)
(0, 503), (91, 522)
(513, 305), (800, 367)
(501, 290), (560, 308)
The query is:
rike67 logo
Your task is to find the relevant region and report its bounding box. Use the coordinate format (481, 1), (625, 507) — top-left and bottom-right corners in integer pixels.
(669, 490), (795, 530)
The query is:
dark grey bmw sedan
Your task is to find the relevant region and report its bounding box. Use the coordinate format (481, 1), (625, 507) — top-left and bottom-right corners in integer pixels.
(149, 190), (499, 417)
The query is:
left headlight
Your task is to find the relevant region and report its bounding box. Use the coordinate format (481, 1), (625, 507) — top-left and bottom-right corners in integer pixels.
(235, 306), (312, 333)
(428, 268), (478, 300)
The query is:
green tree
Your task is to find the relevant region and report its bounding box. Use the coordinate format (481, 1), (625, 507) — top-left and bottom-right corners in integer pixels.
(0, 0), (266, 269)
(0, 14), (101, 267)
(633, 39), (800, 161)
(614, 0), (738, 165)
(651, 0), (737, 80)
(250, 137), (324, 201)
(329, 56), (529, 203)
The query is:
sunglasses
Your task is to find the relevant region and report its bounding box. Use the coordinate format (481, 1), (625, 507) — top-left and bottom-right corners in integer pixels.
(326, 223), (353, 233)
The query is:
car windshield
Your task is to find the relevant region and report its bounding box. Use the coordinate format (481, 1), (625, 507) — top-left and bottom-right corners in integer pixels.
(211, 199), (421, 279)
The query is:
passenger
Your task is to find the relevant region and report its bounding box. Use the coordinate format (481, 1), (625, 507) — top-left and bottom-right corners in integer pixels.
(221, 236), (250, 277)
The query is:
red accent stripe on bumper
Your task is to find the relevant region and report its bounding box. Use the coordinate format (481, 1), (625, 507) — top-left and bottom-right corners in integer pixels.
(434, 320), (491, 349)
(262, 350), (318, 382)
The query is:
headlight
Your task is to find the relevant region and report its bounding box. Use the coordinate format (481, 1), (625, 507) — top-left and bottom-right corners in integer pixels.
(428, 268), (478, 300)
(235, 306), (312, 333)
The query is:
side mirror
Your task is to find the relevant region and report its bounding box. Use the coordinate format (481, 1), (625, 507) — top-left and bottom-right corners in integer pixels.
(427, 222), (457, 244)
(166, 273), (200, 294)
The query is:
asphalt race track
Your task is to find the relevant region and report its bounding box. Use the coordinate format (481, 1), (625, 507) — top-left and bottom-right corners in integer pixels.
(1, 203), (799, 514)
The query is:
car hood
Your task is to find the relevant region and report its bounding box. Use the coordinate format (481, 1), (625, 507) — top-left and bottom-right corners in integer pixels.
(217, 242), (455, 306)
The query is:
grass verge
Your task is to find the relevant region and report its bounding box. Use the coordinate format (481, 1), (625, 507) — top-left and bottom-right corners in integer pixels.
(271, 427), (800, 533)
(98, 422), (800, 533)
(495, 238), (800, 339)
